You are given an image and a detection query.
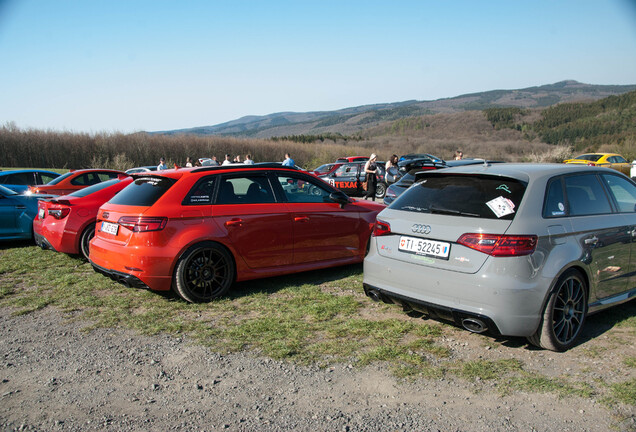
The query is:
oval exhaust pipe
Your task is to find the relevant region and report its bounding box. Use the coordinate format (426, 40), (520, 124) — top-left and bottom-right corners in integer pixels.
(366, 289), (382, 302)
(462, 318), (488, 334)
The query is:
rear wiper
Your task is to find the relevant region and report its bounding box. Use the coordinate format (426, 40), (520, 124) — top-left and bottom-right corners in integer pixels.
(429, 205), (480, 218)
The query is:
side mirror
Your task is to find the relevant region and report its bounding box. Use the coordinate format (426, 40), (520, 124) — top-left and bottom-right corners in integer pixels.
(329, 191), (350, 208)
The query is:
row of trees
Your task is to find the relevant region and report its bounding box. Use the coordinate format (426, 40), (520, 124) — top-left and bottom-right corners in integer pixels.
(0, 124), (370, 170)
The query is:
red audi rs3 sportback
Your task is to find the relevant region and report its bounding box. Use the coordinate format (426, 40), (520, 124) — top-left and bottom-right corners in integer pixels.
(33, 177), (133, 259)
(89, 163), (384, 303)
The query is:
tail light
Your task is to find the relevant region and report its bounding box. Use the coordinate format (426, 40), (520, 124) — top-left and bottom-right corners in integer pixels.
(457, 233), (537, 257)
(48, 206), (70, 219)
(118, 216), (167, 232)
(385, 188), (397, 199)
(373, 219), (391, 237)
(587, 162), (596, 166)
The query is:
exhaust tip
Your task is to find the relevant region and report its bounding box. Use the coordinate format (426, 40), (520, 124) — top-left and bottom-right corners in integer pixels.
(366, 289), (382, 302)
(462, 318), (488, 334)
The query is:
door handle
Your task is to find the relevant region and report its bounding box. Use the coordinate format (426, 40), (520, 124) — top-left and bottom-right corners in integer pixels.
(15, 205), (26, 210)
(294, 216), (310, 223)
(584, 236), (598, 245)
(224, 218), (244, 227)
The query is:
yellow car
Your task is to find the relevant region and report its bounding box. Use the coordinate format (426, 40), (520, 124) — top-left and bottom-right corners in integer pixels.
(563, 153), (632, 176)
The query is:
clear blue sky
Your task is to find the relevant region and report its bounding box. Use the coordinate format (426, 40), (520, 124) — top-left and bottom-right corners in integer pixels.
(1, 0), (635, 133)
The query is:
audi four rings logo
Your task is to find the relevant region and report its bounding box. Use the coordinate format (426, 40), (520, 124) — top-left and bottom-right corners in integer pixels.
(412, 224), (431, 234)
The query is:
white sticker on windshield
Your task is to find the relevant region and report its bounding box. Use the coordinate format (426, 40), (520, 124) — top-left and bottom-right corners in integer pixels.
(487, 196), (516, 218)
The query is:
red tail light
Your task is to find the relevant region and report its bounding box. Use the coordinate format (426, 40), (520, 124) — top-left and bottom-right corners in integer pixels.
(373, 219), (391, 236)
(48, 206), (70, 219)
(587, 162), (596, 166)
(118, 216), (167, 232)
(457, 233), (537, 257)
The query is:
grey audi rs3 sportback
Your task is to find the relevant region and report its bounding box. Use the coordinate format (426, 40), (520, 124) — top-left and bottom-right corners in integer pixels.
(363, 163), (636, 351)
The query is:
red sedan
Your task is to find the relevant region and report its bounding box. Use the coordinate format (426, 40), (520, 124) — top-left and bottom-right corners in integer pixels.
(33, 177), (133, 259)
(89, 163), (384, 303)
(28, 169), (127, 195)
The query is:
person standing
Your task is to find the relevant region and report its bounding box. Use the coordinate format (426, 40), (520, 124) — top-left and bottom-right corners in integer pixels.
(244, 154), (254, 164)
(222, 154), (232, 165)
(157, 157), (167, 170)
(185, 157), (193, 168)
(282, 153), (294, 167)
(363, 153), (378, 201)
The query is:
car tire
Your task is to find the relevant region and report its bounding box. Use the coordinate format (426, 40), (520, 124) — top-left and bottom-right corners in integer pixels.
(173, 242), (234, 303)
(80, 225), (95, 260)
(528, 269), (587, 352)
(375, 182), (387, 199)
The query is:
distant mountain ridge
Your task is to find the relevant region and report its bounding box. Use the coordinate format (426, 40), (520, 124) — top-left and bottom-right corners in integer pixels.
(154, 81), (636, 139)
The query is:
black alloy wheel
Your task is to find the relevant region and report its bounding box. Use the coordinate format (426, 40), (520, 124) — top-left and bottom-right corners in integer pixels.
(174, 242), (234, 303)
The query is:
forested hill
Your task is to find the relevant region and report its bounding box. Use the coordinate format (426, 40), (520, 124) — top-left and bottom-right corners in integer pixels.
(154, 81), (636, 139)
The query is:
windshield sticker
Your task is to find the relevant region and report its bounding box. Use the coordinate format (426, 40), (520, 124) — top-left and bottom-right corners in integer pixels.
(496, 184), (512, 194)
(487, 196), (516, 218)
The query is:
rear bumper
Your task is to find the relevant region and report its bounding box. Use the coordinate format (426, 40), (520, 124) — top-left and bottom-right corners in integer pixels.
(91, 261), (150, 289)
(89, 237), (174, 291)
(34, 232), (57, 252)
(363, 283), (501, 336)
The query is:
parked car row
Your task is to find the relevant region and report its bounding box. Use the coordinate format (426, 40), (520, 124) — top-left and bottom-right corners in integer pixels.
(2, 157), (636, 352)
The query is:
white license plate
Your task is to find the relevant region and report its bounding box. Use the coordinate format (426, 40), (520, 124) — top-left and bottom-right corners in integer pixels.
(101, 221), (119, 235)
(399, 236), (451, 259)
(38, 208), (45, 219)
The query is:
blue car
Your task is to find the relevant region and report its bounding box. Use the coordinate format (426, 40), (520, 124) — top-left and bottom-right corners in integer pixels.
(0, 184), (54, 241)
(0, 169), (61, 194)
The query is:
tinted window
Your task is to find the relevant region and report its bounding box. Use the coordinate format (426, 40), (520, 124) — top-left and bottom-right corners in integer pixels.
(390, 174), (526, 220)
(276, 174), (332, 203)
(575, 154), (602, 162)
(215, 175), (275, 205)
(69, 179), (120, 198)
(564, 174), (612, 216)
(39, 172), (59, 184)
(334, 164), (359, 177)
(46, 171), (73, 185)
(184, 176), (216, 205)
(71, 173), (99, 186)
(543, 178), (566, 218)
(602, 174), (636, 213)
(614, 156), (627, 163)
(3, 172), (34, 185)
(109, 177), (176, 206)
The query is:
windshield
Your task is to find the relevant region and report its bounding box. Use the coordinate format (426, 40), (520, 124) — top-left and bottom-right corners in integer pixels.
(45, 171), (73, 185)
(574, 154), (602, 162)
(68, 179), (120, 198)
(390, 174), (526, 220)
(109, 176), (176, 206)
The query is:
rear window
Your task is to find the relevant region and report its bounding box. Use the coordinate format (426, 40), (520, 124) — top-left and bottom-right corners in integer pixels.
(46, 171), (73, 185)
(390, 174), (526, 220)
(108, 176), (176, 206)
(68, 179), (120, 198)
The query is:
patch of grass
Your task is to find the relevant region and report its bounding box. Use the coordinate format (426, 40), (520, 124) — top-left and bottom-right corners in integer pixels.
(455, 358), (524, 381)
(607, 379), (636, 406)
(506, 375), (595, 399)
(0, 244), (631, 406)
(624, 357), (636, 368)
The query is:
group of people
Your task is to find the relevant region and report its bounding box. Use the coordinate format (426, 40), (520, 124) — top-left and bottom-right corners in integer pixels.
(156, 153), (295, 171)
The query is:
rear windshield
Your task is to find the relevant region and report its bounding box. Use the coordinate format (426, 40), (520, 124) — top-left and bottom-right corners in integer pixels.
(390, 174), (526, 220)
(68, 179), (119, 198)
(108, 176), (176, 206)
(46, 171), (73, 185)
(575, 154), (602, 162)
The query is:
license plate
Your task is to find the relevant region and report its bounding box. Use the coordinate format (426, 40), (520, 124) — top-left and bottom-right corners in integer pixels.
(101, 221), (119, 235)
(38, 209), (45, 219)
(399, 236), (451, 259)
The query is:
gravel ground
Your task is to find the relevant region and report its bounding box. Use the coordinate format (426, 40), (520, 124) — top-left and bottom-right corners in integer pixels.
(1, 307), (634, 431)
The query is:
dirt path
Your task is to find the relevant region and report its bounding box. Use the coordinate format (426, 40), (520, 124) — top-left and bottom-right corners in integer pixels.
(1, 308), (633, 431)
